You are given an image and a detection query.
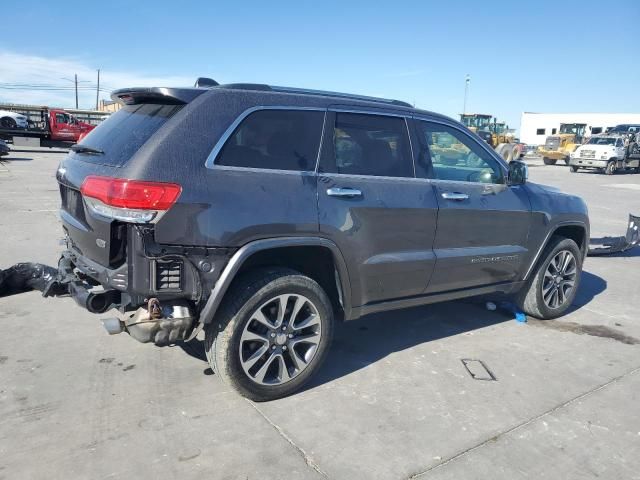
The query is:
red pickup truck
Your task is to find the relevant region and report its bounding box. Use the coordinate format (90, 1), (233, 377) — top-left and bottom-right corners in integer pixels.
(0, 107), (96, 143)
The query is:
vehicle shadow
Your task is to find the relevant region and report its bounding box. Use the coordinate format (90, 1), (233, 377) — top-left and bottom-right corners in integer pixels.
(0, 157), (33, 162)
(174, 269), (607, 389)
(571, 270), (607, 308)
(304, 301), (512, 392)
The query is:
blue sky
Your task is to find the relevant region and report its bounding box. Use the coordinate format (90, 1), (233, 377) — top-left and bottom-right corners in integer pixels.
(1, 0), (638, 129)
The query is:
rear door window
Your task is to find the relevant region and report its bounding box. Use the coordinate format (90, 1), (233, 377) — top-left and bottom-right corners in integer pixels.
(321, 112), (413, 177)
(216, 109), (325, 171)
(73, 103), (182, 166)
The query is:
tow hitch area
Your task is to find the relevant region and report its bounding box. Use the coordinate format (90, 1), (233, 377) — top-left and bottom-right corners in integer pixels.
(588, 214), (640, 256)
(1, 260), (195, 346)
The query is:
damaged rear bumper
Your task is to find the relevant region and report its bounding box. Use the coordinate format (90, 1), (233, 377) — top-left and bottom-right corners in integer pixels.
(588, 214), (640, 256)
(1, 228), (235, 344)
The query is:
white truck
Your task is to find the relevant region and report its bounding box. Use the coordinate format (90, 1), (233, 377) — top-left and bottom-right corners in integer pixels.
(569, 133), (640, 175)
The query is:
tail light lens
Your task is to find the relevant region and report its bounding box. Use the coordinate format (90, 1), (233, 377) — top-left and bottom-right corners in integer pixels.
(81, 176), (181, 223)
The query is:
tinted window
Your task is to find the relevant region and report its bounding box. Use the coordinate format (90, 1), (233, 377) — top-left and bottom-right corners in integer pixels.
(56, 113), (69, 124)
(216, 110), (325, 171)
(73, 103), (182, 166)
(416, 121), (504, 184)
(536, 128), (546, 135)
(322, 112), (413, 177)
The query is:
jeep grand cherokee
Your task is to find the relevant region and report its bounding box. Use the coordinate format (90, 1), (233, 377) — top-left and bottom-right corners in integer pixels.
(51, 82), (589, 400)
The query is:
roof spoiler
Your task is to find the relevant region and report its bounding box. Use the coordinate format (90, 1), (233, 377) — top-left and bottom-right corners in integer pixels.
(111, 87), (207, 106)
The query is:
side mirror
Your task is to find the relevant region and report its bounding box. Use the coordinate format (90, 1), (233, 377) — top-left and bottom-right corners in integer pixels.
(507, 160), (528, 186)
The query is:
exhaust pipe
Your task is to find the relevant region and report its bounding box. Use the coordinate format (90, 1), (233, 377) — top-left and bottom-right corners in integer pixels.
(86, 291), (120, 314)
(122, 299), (195, 345)
(70, 283), (120, 314)
(101, 317), (124, 335)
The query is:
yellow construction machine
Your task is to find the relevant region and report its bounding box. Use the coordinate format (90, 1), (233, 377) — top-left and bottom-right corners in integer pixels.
(460, 114), (521, 161)
(538, 123), (587, 165)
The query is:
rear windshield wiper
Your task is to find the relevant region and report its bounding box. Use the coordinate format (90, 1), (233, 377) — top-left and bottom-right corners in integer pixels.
(71, 144), (104, 155)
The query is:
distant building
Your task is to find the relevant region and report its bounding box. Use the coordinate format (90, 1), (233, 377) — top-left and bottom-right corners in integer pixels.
(98, 99), (121, 113)
(520, 112), (640, 145)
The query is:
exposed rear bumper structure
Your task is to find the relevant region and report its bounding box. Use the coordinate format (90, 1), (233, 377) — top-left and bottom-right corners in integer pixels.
(588, 214), (640, 256)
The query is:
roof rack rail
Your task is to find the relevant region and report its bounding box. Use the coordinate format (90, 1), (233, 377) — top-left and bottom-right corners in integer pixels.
(269, 85), (412, 108)
(216, 83), (412, 108)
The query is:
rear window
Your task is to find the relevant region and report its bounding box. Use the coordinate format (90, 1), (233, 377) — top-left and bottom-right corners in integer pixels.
(216, 110), (325, 171)
(73, 104), (182, 166)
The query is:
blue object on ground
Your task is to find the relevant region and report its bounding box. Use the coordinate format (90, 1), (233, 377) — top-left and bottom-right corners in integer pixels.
(497, 301), (527, 323)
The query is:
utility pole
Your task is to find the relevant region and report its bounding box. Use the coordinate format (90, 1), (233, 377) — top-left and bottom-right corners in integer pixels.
(463, 74), (470, 114)
(74, 74), (78, 109)
(96, 69), (100, 110)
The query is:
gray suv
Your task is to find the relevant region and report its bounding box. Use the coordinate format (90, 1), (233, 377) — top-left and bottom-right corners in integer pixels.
(53, 83), (589, 400)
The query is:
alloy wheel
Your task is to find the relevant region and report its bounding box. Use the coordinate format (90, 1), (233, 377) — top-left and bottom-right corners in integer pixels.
(238, 294), (322, 385)
(542, 250), (577, 309)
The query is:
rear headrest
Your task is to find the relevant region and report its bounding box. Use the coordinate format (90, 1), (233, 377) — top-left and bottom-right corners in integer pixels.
(267, 131), (293, 158)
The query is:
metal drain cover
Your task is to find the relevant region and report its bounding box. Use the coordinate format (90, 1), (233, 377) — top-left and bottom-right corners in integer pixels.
(461, 359), (496, 381)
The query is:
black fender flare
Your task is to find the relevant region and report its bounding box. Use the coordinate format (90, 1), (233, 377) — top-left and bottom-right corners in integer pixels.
(522, 221), (589, 281)
(197, 236), (353, 327)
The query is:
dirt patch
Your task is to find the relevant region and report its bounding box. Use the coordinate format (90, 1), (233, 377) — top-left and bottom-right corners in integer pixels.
(529, 320), (639, 345)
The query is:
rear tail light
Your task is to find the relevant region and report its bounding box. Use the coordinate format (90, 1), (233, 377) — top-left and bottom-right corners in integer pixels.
(80, 176), (181, 223)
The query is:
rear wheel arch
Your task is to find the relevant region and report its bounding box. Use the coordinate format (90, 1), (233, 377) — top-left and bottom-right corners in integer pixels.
(199, 237), (352, 326)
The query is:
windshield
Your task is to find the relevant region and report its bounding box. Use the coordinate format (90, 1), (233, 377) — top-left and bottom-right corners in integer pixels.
(559, 124), (586, 135)
(72, 103), (182, 166)
(460, 115), (492, 129)
(587, 137), (616, 145)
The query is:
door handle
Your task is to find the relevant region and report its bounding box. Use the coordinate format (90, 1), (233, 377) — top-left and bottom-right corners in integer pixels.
(441, 192), (469, 201)
(326, 187), (362, 198)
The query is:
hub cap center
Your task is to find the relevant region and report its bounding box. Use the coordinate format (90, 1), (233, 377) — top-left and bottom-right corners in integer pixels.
(275, 333), (288, 346)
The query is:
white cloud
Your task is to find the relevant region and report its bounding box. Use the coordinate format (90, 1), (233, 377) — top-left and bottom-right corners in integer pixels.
(0, 50), (200, 109)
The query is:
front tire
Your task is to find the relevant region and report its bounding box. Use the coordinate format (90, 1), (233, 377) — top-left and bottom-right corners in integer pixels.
(569, 165), (579, 173)
(0, 117), (17, 129)
(205, 268), (334, 401)
(543, 157), (557, 166)
(515, 236), (582, 319)
(605, 160), (616, 175)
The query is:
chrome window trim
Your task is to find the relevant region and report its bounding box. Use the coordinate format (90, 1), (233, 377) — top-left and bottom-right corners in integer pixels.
(204, 106), (327, 170)
(404, 117), (417, 178)
(328, 107), (408, 118)
(412, 115), (509, 176)
(317, 172), (431, 183)
(208, 164), (317, 176)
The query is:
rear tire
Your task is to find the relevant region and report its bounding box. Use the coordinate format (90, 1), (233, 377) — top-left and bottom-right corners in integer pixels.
(515, 236), (582, 320)
(205, 267), (334, 401)
(543, 157), (557, 166)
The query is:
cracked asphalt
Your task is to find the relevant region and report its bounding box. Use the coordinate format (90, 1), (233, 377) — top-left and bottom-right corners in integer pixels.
(1, 150), (639, 479)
